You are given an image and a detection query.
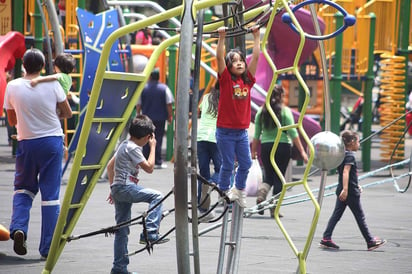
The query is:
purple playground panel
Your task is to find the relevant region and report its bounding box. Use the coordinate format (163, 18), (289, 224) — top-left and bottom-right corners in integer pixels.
(244, 1), (324, 160)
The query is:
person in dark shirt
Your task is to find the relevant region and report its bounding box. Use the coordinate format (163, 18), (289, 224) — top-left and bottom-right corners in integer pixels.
(136, 69), (174, 169)
(320, 130), (386, 251)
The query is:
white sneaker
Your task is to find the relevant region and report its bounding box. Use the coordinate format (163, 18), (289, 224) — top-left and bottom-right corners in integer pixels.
(198, 209), (216, 222)
(227, 186), (247, 208)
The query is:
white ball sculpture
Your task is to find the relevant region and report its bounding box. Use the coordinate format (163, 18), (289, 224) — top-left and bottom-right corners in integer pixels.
(132, 54), (149, 73)
(310, 131), (345, 171)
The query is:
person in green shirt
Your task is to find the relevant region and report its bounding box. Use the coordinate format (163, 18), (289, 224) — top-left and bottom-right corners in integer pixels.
(30, 52), (77, 101)
(197, 83), (221, 222)
(251, 85), (308, 216)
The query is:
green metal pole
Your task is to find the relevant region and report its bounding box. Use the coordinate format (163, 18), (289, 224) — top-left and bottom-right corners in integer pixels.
(296, 66), (306, 166)
(398, 0), (410, 110)
(13, 0), (24, 38)
(11, 0), (25, 156)
(34, 2), (43, 50)
(123, 7), (131, 25)
(397, 0), (410, 165)
(362, 13), (376, 172)
(12, 0), (24, 77)
(330, 13), (343, 135)
(166, 45), (177, 161)
(78, 0), (86, 9)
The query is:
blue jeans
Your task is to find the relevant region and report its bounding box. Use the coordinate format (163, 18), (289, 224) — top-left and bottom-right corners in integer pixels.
(197, 140), (222, 203)
(10, 136), (63, 257)
(216, 128), (252, 191)
(110, 183), (163, 274)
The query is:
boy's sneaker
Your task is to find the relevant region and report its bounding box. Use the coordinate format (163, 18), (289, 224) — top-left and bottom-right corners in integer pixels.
(13, 230), (27, 255)
(367, 237), (386, 251)
(139, 233), (170, 245)
(319, 239), (340, 250)
(198, 209), (216, 223)
(227, 186), (247, 208)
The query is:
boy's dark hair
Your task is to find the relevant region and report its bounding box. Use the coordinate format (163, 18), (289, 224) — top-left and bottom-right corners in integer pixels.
(150, 68), (160, 81)
(341, 130), (358, 147)
(261, 85), (284, 129)
(129, 114), (156, 139)
(54, 53), (76, 74)
(225, 48), (252, 84)
(23, 48), (45, 74)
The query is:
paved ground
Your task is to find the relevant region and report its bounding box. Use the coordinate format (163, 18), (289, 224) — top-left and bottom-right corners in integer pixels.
(0, 124), (411, 274)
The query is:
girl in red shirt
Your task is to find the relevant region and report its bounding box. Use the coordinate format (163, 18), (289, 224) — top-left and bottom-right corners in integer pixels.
(215, 26), (260, 207)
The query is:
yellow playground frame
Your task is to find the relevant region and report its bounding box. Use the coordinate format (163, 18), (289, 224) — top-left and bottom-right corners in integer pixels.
(40, 0), (322, 273)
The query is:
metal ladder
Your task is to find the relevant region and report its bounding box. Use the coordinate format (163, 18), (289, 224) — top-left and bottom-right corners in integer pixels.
(217, 202), (244, 274)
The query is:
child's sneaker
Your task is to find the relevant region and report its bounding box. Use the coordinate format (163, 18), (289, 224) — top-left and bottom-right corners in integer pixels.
(319, 239), (340, 250)
(227, 186), (247, 208)
(13, 230), (27, 255)
(139, 233), (170, 245)
(367, 237), (386, 251)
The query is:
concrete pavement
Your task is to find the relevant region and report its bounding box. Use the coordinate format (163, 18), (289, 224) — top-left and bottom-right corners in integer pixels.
(0, 124), (411, 274)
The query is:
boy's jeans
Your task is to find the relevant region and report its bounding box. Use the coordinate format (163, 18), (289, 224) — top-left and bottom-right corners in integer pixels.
(110, 183), (163, 273)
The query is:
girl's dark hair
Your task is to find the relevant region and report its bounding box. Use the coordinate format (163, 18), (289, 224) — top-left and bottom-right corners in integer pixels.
(225, 48), (253, 84)
(261, 85), (284, 129)
(129, 115), (156, 139)
(143, 27), (151, 39)
(341, 130), (358, 147)
(23, 48), (45, 74)
(206, 82), (220, 118)
(54, 53), (76, 74)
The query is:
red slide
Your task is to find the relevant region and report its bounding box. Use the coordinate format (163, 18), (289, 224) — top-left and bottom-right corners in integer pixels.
(0, 31), (26, 116)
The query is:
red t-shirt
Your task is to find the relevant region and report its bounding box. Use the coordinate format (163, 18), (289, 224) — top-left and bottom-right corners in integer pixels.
(217, 67), (255, 129)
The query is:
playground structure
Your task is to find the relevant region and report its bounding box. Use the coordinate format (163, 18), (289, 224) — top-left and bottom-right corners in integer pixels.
(0, 0), (411, 167)
(282, 0), (412, 168)
(0, 0), (411, 274)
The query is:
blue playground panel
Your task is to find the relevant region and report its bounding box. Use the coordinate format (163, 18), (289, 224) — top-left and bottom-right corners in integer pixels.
(67, 8), (131, 155)
(63, 76), (143, 240)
